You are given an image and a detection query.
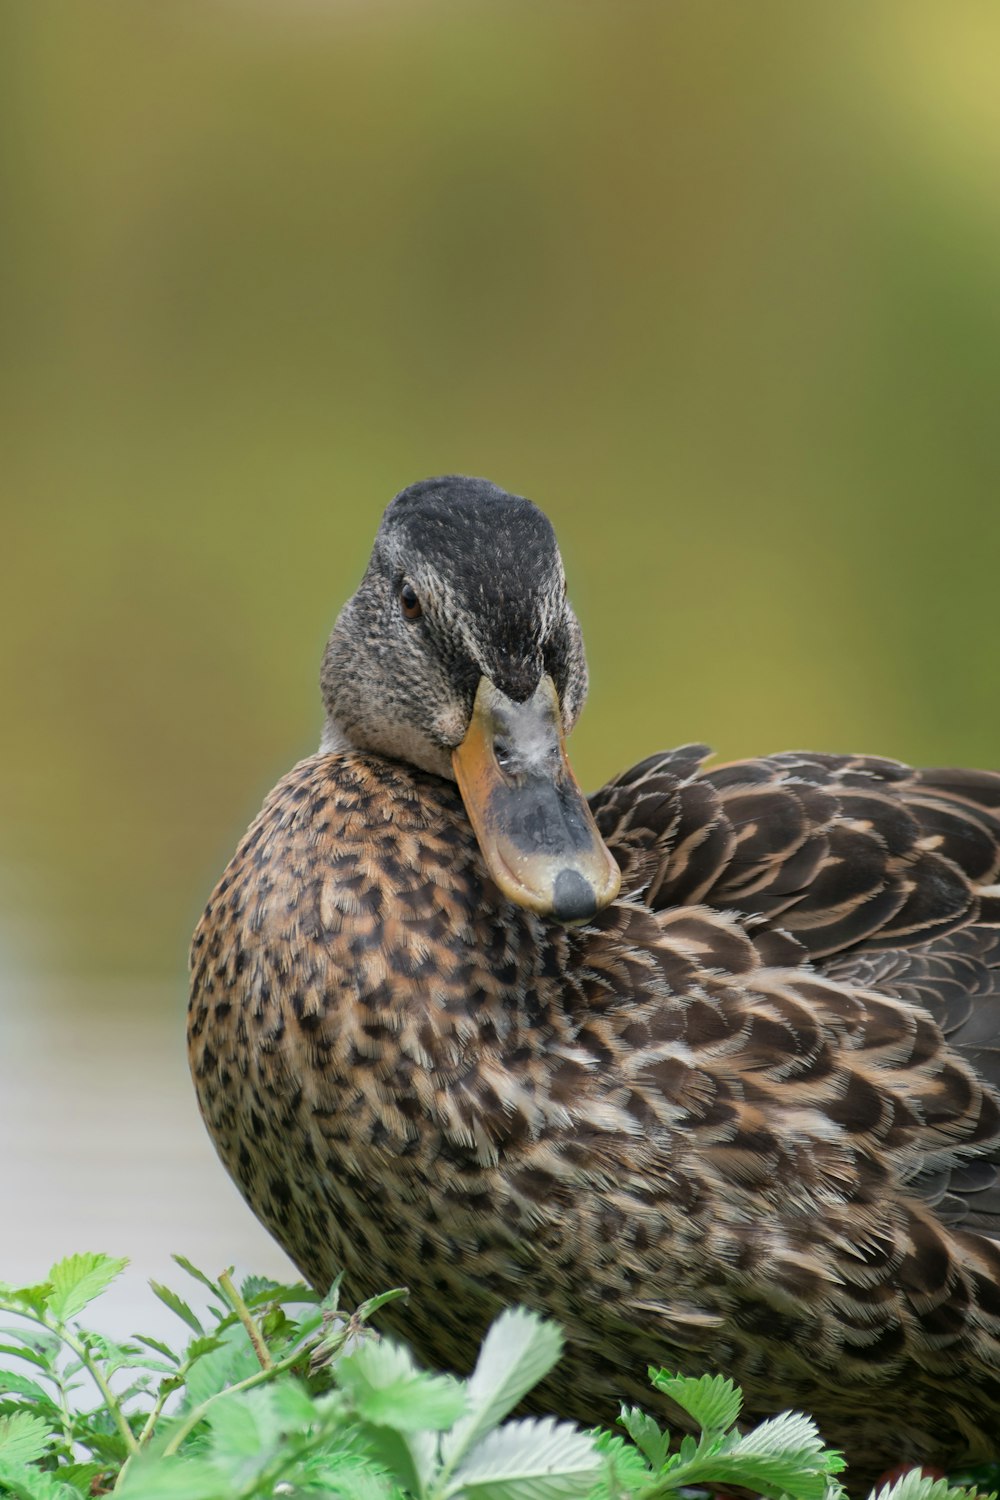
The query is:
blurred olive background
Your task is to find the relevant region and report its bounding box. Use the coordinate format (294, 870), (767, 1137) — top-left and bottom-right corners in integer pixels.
(3, 1), (1000, 1309)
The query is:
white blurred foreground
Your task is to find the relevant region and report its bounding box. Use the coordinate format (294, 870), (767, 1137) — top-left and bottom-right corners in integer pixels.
(0, 976), (297, 1341)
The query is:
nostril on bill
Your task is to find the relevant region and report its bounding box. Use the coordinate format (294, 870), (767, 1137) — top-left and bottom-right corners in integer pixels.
(552, 868), (598, 923)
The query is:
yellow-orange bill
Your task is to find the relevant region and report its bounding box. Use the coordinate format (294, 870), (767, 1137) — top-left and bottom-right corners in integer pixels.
(452, 675), (621, 922)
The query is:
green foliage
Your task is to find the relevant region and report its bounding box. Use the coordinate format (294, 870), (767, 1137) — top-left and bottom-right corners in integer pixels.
(0, 1253), (996, 1500)
(597, 1385), (841, 1500)
(606, 1383), (1000, 1500)
(647, 1369), (742, 1437)
(867, 1475), (999, 1500)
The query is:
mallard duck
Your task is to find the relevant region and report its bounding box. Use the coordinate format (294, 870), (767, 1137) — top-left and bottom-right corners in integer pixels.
(188, 476), (1000, 1485)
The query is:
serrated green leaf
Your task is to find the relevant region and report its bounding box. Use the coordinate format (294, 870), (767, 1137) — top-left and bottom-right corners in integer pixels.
(259, 1307), (295, 1348)
(46, 1255), (128, 1322)
(60, 1461), (110, 1495)
(115, 1376), (157, 1406)
(203, 1377), (320, 1480)
(182, 1334), (224, 1364)
(75, 1428), (130, 1465)
(618, 1405), (670, 1468)
(704, 1452), (839, 1500)
(354, 1287), (409, 1323)
(647, 1369), (742, 1435)
(0, 1371), (58, 1407)
(360, 1372), (465, 1430)
(114, 1454), (225, 1498)
(0, 1455), (69, 1500)
(4, 1285), (54, 1318)
(266, 1378), (317, 1428)
(0, 1343), (53, 1375)
(869, 1473), (991, 1500)
(449, 1416), (599, 1500)
(732, 1407), (829, 1461)
(677, 1431), (698, 1462)
(590, 1429), (655, 1491)
(76, 1331), (137, 1376)
(336, 1342), (443, 1492)
(204, 1386), (273, 1469)
(661, 1410), (843, 1500)
(294, 1443), (399, 1500)
(169, 1255), (223, 1299)
(442, 1308), (564, 1470)
(290, 1306), (325, 1344)
(239, 1274), (319, 1308)
(339, 1339), (465, 1431)
(132, 1335), (180, 1364)
(148, 1283), (203, 1336)
(118, 1353), (176, 1376)
(0, 1412), (51, 1465)
(339, 1338), (417, 1386)
(0, 1327), (58, 1352)
(322, 1272), (345, 1316)
(350, 1420), (430, 1494)
(239, 1273), (280, 1303)
(176, 1322), (259, 1409)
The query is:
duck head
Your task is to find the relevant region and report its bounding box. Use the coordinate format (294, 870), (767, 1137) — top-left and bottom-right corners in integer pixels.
(320, 475), (621, 923)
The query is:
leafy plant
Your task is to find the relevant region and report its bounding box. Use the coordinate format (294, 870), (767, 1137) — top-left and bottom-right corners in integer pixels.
(0, 1252), (996, 1500)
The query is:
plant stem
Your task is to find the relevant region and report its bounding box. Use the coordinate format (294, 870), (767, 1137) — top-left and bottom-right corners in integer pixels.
(0, 1293), (140, 1458)
(113, 1381), (179, 1491)
(52, 1365), (76, 1454)
(220, 1269), (273, 1371)
(136, 1380), (179, 1448)
(50, 1323), (140, 1457)
(115, 1346), (205, 1490)
(158, 1345), (305, 1459)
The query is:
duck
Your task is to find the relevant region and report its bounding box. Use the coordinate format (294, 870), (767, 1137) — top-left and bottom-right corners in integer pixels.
(188, 475), (1000, 1487)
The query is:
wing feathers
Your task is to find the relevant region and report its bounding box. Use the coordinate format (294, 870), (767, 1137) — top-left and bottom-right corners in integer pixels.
(592, 746), (1000, 1239)
(593, 747), (1000, 957)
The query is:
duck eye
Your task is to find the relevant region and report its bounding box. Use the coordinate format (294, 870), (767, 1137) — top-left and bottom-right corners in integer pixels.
(399, 581), (423, 621)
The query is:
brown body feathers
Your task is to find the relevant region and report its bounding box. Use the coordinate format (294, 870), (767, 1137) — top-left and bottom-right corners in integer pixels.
(189, 745), (1000, 1483)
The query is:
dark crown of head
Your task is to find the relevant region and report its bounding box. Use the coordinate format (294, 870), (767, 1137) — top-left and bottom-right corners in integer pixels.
(383, 476), (558, 589)
(381, 477), (562, 703)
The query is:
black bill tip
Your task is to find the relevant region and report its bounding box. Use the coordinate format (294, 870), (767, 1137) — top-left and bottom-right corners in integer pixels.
(552, 867), (598, 924)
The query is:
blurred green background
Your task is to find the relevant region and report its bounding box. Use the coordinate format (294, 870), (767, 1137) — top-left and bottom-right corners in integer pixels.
(4, 0), (1000, 993)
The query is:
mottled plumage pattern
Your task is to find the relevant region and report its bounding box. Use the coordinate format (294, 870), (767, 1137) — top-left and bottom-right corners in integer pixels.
(190, 746), (1000, 1485)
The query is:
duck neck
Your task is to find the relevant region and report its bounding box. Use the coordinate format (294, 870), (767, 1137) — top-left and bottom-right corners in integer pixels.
(319, 713), (353, 755)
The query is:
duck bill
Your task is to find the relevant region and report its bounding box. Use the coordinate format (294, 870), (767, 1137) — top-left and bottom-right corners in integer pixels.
(452, 675), (621, 923)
